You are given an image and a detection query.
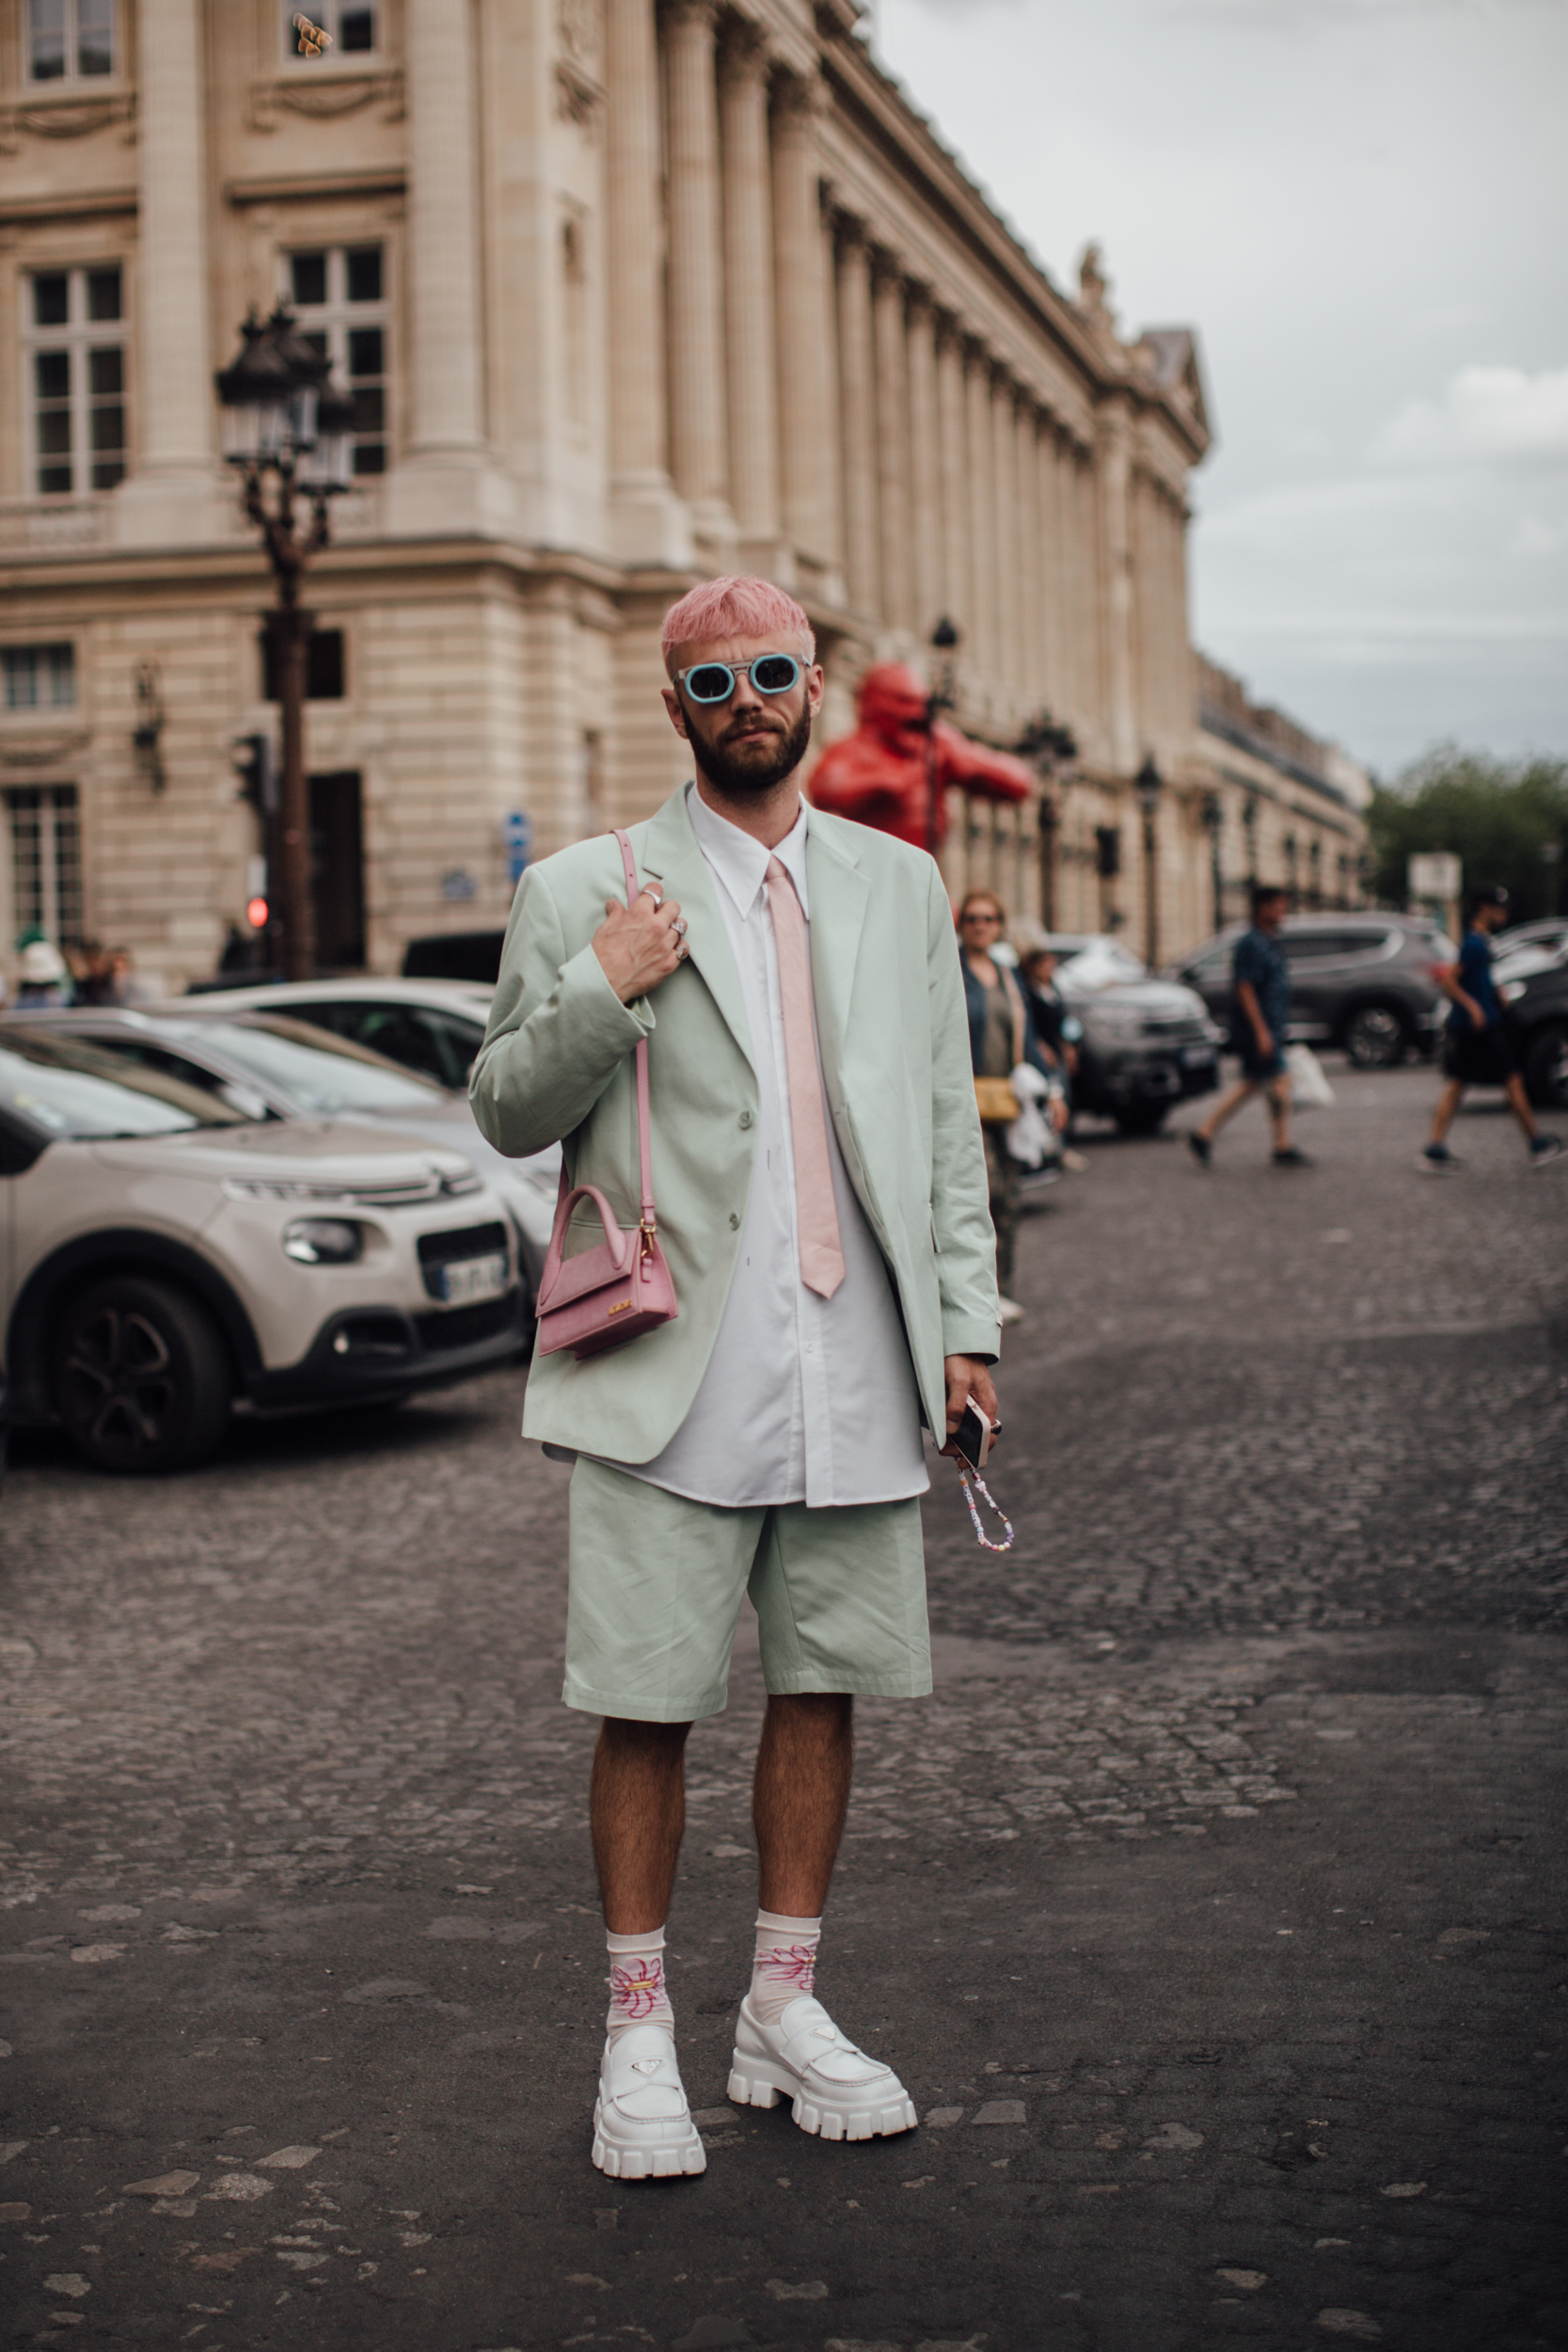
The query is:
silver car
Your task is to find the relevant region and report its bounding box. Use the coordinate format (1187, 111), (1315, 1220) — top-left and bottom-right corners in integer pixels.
(0, 1025), (523, 1473)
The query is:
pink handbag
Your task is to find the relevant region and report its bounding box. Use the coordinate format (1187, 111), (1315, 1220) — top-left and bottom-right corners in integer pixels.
(533, 829), (679, 1362)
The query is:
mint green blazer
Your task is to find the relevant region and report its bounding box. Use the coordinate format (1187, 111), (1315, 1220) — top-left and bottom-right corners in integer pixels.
(469, 788), (1000, 1463)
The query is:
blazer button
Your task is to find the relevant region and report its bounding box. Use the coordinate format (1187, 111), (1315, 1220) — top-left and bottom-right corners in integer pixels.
(728, 1212), (740, 1229)
(738, 1109), (753, 1129)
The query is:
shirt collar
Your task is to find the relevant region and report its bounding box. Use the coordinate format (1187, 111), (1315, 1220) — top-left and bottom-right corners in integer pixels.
(685, 782), (811, 920)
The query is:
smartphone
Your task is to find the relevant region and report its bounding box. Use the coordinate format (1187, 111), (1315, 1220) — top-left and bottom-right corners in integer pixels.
(953, 1400), (995, 1471)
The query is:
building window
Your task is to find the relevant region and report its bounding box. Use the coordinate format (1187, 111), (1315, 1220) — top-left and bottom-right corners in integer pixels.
(3, 644), (76, 712)
(24, 264), (126, 496)
(283, 2), (378, 59)
(285, 246), (388, 476)
(8, 786), (83, 949)
(27, 0), (115, 83)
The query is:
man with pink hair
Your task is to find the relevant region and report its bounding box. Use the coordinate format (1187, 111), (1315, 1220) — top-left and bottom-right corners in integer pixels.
(472, 576), (1001, 2183)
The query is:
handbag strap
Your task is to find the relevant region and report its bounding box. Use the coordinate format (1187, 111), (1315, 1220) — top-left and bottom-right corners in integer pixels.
(611, 828), (657, 1232)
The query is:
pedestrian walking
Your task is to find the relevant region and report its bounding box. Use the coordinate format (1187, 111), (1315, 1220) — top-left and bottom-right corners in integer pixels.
(1422, 883), (1563, 1170)
(470, 575), (1001, 2184)
(958, 890), (1044, 1323)
(16, 937), (71, 1008)
(1187, 882), (1311, 1168)
(1018, 939), (1087, 1170)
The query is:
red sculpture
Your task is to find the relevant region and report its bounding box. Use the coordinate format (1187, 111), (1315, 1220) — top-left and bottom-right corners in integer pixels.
(808, 662), (1034, 853)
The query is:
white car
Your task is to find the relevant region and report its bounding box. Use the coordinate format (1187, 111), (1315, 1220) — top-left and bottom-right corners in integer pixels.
(190, 977), (495, 1089)
(0, 1025), (525, 1473)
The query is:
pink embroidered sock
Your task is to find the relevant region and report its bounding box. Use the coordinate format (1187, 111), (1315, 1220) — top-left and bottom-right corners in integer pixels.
(605, 1926), (674, 2042)
(749, 1908), (822, 2026)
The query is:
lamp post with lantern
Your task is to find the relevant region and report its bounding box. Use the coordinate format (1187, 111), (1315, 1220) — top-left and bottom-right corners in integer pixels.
(1134, 755), (1163, 969)
(214, 308), (354, 981)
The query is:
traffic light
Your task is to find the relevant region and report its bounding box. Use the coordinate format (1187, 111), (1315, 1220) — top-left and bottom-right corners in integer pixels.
(231, 733), (277, 816)
(1096, 825), (1122, 880)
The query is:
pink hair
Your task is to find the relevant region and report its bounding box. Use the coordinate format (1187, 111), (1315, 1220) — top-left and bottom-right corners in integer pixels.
(661, 575), (816, 675)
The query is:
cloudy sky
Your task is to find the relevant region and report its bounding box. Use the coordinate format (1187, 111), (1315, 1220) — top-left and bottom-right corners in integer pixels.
(874, 0), (1568, 778)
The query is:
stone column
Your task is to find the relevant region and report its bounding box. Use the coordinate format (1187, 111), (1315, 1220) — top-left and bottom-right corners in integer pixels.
(935, 317), (968, 643)
(605, 0), (689, 563)
(872, 254), (912, 633)
(663, 0), (736, 555)
(835, 219), (879, 618)
(1037, 420), (1062, 707)
(1099, 394), (1138, 773)
(904, 291), (941, 638)
(719, 23), (782, 567)
(117, 0), (216, 544)
(964, 346), (998, 708)
(770, 73), (839, 584)
(1015, 401), (1043, 707)
(990, 373), (1019, 702)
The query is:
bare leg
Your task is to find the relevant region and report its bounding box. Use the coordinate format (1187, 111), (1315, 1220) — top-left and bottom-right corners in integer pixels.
(592, 1717), (690, 1934)
(1429, 1077), (1464, 1145)
(1196, 1077), (1259, 1143)
(1266, 1074), (1292, 1152)
(1504, 1073), (1540, 1145)
(753, 1693), (854, 1916)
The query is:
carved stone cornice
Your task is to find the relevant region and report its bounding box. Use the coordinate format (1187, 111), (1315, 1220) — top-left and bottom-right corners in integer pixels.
(0, 87), (135, 153)
(246, 70), (404, 133)
(0, 729), (90, 771)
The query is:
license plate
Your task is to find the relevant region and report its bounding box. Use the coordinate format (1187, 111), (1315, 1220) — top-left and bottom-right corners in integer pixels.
(438, 1251), (509, 1305)
(1180, 1043), (1215, 1068)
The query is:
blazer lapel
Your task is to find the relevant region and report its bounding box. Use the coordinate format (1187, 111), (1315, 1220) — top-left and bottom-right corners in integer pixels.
(804, 817), (870, 1104)
(638, 787), (755, 1072)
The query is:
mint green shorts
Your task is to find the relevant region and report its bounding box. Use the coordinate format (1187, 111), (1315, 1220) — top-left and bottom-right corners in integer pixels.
(563, 1457), (932, 1723)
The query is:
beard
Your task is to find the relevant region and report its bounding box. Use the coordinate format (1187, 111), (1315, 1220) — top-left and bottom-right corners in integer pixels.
(694, 702), (814, 801)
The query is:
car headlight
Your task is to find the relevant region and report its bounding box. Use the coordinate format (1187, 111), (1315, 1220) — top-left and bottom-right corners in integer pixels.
(282, 1218), (363, 1265)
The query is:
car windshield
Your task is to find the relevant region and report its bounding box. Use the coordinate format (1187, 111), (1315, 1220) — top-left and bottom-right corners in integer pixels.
(0, 1031), (245, 1140)
(1054, 940), (1148, 990)
(167, 1018), (446, 1118)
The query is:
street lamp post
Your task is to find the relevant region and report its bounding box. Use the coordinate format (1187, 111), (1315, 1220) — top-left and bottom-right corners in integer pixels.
(215, 309), (354, 981)
(924, 615), (960, 859)
(1015, 710), (1078, 930)
(1134, 755), (1163, 968)
(1201, 791), (1224, 933)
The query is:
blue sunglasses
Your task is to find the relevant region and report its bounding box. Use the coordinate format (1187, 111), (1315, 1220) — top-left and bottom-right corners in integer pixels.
(674, 653), (803, 705)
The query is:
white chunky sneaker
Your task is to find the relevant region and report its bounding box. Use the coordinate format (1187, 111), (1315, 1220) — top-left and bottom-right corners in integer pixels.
(727, 1994), (918, 2142)
(592, 2024), (706, 2180)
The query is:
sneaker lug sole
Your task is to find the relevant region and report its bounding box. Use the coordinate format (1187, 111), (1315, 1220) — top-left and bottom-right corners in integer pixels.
(591, 2098), (705, 2180)
(727, 2057), (917, 2141)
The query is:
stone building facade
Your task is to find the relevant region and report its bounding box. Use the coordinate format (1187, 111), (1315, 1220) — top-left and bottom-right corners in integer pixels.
(0, 0), (1364, 989)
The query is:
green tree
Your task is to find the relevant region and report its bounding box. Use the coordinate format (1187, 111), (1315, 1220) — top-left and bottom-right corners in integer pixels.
(1368, 745), (1568, 919)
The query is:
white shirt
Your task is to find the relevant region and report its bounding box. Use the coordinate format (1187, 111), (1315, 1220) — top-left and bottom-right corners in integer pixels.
(605, 785), (928, 1510)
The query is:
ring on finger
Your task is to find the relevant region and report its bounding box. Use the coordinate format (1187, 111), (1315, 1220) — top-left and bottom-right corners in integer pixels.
(673, 916), (689, 938)
(641, 884), (664, 909)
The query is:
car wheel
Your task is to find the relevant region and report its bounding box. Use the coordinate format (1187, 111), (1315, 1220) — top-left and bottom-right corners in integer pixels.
(1525, 1024), (1568, 1112)
(1341, 1003), (1409, 1069)
(51, 1276), (233, 1474)
(1115, 1105), (1168, 1136)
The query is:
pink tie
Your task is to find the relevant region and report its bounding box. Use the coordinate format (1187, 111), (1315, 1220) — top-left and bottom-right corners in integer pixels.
(766, 856), (846, 1300)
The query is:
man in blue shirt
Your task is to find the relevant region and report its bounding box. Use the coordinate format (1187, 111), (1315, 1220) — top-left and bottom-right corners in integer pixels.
(1188, 884), (1310, 1168)
(1423, 883), (1563, 1169)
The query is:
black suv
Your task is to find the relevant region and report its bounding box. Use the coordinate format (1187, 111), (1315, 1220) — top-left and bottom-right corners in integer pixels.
(1500, 945), (1568, 1110)
(1033, 935), (1222, 1136)
(1175, 914), (1451, 1069)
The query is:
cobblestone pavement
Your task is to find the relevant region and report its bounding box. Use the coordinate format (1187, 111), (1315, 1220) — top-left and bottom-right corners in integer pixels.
(2, 1064), (1565, 2352)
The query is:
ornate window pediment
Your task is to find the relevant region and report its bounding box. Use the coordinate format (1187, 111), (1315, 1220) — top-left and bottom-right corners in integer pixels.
(247, 69), (404, 132)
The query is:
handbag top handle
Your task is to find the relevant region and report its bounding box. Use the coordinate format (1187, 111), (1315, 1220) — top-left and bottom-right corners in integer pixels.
(611, 828), (658, 1234)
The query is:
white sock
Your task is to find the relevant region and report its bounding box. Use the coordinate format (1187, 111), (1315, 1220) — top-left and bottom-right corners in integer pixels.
(749, 1908), (822, 2026)
(604, 1926), (674, 2042)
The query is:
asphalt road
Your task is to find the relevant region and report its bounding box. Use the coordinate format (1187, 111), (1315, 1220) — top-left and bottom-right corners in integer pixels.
(2, 1063), (1565, 2352)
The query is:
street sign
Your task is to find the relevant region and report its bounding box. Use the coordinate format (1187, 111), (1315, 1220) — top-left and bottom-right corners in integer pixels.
(502, 809), (532, 886)
(1408, 851), (1461, 901)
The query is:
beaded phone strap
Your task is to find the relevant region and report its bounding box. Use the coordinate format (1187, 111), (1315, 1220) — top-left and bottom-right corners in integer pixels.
(956, 1463), (1014, 1552)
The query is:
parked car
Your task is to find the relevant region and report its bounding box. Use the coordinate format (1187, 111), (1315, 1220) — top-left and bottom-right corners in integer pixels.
(23, 1007), (557, 1311)
(1495, 916), (1568, 967)
(1173, 914), (1452, 1069)
(1500, 943), (1568, 1110)
(1031, 934), (1222, 1136)
(185, 977), (495, 1089)
(0, 1025), (524, 1473)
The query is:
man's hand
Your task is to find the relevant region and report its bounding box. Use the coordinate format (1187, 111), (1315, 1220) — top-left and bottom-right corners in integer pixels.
(593, 888), (687, 1005)
(940, 1354), (999, 1457)
(1465, 995), (1486, 1031)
